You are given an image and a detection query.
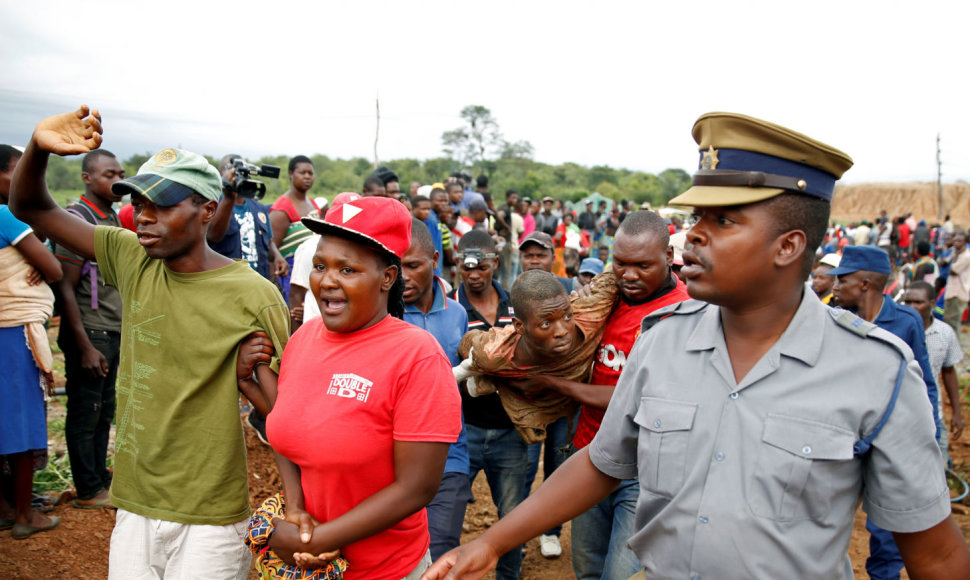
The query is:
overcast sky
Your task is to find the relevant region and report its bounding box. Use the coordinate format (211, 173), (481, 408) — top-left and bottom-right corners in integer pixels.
(2, 1), (969, 184)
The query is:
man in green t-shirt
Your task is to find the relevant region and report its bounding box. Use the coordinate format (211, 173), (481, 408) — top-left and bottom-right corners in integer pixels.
(10, 106), (289, 579)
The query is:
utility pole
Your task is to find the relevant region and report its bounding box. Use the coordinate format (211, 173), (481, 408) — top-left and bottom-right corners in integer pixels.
(374, 96), (381, 170)
(937, 133), (943, 223)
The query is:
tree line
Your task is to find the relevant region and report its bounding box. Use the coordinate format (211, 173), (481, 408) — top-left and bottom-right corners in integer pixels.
(45, 152), (691, 207)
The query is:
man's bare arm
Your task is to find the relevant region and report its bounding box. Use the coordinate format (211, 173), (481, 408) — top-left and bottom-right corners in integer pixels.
(894, 517), (970, 579)
(10, 106), (103, 260)
(422, 448), (619, 580)
(941, 366), (963, 439)
(511, 376), (615, 409)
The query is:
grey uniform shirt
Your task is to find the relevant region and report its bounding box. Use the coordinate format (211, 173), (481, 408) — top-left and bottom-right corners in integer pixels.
(589, 287), (949, 580)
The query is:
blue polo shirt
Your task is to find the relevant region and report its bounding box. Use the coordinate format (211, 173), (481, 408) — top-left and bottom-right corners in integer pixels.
(874, 295), (940, 440)
(403, 278), (469, 475)
(421, 212), (444, 277)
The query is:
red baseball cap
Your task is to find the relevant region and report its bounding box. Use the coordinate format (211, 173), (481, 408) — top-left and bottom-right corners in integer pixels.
(302, 196), (411, 259)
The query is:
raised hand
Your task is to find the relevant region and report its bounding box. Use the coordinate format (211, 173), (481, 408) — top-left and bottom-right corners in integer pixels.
(33, 105), (103, 156)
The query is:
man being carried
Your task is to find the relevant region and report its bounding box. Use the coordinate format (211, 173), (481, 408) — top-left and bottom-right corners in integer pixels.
(54, 149), (125, 509)
(514, 210), (689, 580)
(422, 112), (968, 580)
(10, 106), (290, 579)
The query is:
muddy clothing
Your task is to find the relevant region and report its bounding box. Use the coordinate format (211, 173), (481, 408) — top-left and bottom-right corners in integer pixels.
(459, 273), (618, 443)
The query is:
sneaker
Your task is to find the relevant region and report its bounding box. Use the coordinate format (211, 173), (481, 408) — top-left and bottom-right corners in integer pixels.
(246, 409), (270, 446)
(539, 534), (562, 558)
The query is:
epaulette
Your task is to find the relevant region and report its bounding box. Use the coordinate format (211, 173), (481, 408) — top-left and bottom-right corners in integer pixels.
(826, 308), (910, 456)
(829, 307), (877, 337)
(640, 299), (708, 334)
(827, 307), (911, 361)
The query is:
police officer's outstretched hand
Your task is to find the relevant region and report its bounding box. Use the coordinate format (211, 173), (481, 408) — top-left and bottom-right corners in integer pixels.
(420, 540), (500, 580)
(33, 105), (103, 156)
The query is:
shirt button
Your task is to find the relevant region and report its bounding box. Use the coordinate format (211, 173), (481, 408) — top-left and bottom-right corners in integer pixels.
(653, 419), (662, 429)
(699, 515), (709, 524)
(714, 452), (725, 462)
(802, 445), (812, 455)
(729, 392), (739, 400)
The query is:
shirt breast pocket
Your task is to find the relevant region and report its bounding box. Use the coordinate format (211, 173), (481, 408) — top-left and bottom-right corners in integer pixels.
(748, 413), (857, 522)
(634, 397), (697, 498)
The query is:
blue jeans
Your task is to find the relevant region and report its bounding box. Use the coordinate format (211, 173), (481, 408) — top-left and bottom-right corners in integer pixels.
(866, 517), (903, 580)
(571, 473), (641, 580)
(426, 471), (472, 560)
(466, 425), (529, 580)
(61, 328), (120, 499)
(524, 415), (574, 537)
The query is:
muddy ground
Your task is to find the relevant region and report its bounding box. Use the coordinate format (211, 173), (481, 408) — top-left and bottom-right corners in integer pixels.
(1, 326), (970, 579)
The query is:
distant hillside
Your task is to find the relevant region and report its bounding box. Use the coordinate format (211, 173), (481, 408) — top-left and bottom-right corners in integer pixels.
(832, 182), (970, 225)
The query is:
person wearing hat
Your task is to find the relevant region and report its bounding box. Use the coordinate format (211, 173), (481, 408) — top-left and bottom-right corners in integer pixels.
(239, 195), (461, 580)
(830, 245), (942, 580)
(811, 252), (841, 304)
(576, 257), (604, 287)
(10, 106), (291, 578)
(422, 113), (969, 580)
(519, 231), (573, 292)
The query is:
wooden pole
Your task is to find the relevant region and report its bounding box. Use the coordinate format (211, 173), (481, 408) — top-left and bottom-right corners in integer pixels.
(374, 96), (381, 170)
(937, 133), (943, 223)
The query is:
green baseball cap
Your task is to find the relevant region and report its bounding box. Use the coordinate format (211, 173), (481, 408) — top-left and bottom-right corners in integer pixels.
(112, 148), (222, 206)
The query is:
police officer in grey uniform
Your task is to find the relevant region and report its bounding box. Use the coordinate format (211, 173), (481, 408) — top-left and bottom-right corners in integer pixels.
(422, 113), (970, 580)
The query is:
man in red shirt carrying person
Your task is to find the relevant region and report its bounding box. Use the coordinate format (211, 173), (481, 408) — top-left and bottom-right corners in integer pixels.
(512, 210), (688, 580)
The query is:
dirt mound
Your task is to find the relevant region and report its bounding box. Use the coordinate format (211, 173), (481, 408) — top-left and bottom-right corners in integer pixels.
(832, 182), (970, 224)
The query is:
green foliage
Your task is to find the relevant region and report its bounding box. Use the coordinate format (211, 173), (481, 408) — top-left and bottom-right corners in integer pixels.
(45, 151), (690, 211)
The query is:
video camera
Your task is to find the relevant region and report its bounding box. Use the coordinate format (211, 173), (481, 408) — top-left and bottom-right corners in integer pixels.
(224, 158), (280, 200)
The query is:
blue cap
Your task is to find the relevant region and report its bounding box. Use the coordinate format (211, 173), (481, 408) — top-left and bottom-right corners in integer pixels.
(579, 257), (604, 276)
(827, 246), (891, 276)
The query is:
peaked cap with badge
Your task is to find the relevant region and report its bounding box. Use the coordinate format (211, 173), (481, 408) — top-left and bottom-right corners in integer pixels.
(302, 195), (412, 259)
(670, 112), (854, 207)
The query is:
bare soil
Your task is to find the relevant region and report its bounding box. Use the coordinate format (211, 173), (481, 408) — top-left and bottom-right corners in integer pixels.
(2, 330), (970, 579)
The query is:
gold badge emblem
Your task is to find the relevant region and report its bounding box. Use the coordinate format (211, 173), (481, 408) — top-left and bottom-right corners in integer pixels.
(258, 212), (267, 224)
(700, 146), (719, 170)
(154, 148), (178, 164)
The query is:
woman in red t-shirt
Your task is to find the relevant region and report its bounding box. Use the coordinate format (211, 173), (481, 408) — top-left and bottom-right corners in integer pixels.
(240, 196), (461, 580)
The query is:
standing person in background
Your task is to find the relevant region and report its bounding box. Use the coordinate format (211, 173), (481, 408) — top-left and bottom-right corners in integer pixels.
(519, 197), (535, 238)
(577, 201), (597, 238)
(903, 281), (963, 460)
(270, 155), (319, 302)
(209, 154), (288, 283)
(54, 150), (125, 509)
(535, 197), (558, 237)
(402, 218), (471, 560)
(811, 253), (841, 305)
(0, 144), (63, 538)
(446, 182), (465, 214)
(362, 175), (386, 197)
(941, 230), (970, 335)
(371, 166), (400, 197)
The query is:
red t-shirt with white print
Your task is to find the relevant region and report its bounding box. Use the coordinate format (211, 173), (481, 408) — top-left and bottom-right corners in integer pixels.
(268, 315), (461, 580)
(572, 277), (689, 449)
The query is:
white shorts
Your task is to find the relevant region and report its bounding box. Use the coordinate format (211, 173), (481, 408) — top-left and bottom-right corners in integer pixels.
(108, 509), (251, 580)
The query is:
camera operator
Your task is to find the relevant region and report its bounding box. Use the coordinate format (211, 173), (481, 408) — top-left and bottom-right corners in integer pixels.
(208, 154), (288, 284)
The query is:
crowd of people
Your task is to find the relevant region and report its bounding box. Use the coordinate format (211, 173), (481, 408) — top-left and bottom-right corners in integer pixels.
(0, 104), (968, 580)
